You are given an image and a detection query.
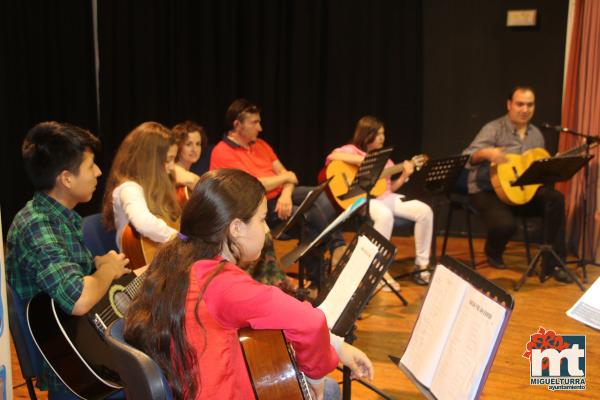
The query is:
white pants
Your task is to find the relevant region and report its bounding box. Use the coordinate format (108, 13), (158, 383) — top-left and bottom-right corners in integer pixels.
(369, 194), (433, 267)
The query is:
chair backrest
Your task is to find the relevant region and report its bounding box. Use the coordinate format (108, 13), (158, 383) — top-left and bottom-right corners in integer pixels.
(454, 168), (470, 195)
(7, 284), (42, 380)
(105, 320), (173, 400)
(82, 213), (119, 256)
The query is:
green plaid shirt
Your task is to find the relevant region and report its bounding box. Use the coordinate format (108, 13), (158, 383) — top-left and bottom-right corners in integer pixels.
(7, 191), (94, 392)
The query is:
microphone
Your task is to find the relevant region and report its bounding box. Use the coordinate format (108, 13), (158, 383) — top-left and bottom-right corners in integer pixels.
(541, 122), (570, 132)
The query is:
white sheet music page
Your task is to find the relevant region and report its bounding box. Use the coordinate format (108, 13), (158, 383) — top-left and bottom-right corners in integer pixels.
(318, 235), (378, 328)
(430, 287), (506, 400)
(567, 276), (600, 330)
(400, 264), (469, 387)
(304, 197), (366, 253)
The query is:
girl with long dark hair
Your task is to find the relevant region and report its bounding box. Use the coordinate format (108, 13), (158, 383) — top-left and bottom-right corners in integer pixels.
(124, 169), (373, 399)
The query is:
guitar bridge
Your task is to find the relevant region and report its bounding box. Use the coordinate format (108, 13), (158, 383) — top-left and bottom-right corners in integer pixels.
(511, 166), (524, 190)
(342, 172), (351, 189)
(92, 313), (108, 337)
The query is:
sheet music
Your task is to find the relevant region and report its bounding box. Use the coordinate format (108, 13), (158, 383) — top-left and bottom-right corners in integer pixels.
(305, 197), (366, 251)
(429, 287), (507, 400)
(318, 235), (378, 328)
(400, 265), (469, 386)
(567, 276), (600, 330)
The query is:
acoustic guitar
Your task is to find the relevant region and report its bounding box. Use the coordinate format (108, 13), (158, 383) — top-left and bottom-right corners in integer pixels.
(176, 184), (190, 207)
(27, 271), (147, 399)
(319, 154), (428, 210)
(120, 218), (180, 270)
(490, 143), (596, 205)
(239, 328), (313, 399)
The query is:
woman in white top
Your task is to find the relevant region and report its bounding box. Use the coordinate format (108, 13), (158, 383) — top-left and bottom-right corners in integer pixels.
(326, 116), (434, 285)
(102, 121), (180, 251)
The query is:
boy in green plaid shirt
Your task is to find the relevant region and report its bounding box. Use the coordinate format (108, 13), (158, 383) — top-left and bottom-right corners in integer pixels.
(7, 122), (131, 399)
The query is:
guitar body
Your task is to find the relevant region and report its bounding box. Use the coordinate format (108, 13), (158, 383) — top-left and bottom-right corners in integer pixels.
(239, 328), (312, 400)
(176, 185), (190, 208)
(320, 154), (428, 211)
(120, 218), (180, 269)
(320, 160), (388, 211)
(490, 147), (550, 205)
(26, 272), (138, 399)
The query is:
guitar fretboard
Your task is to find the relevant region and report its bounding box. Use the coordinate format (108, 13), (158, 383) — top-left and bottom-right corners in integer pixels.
(297, 372), (313, 400)
(124, 272), (146, 298)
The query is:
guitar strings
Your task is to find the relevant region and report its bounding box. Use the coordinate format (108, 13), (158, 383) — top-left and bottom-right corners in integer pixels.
(96, 274), (145, 321)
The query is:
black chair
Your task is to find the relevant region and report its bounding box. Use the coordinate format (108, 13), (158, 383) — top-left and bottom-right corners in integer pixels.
(440, 170), (533, 268)
(82, 213), (118, 257)
(7, 284), (42, 400)
(105, 319), (173, 400)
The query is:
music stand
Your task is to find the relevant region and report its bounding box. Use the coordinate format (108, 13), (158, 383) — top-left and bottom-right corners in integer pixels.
(270, 177), (333, 239)
(513, 155), (591, 291)
(419, 154), (471, 196)
(280, 198), (367, 292)
(392, 154), (470, 281)
(337, 146), (394, 220)
(316, 223), (397, 400)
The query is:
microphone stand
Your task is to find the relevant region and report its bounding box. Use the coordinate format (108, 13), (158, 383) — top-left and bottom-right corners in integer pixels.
(555, 126), (600, 282)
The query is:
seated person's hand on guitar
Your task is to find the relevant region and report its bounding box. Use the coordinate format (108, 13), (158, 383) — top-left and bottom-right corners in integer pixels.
(94, 250), (131, 279)
(402, 159), (415, 177)
(486, 147), (507, 164)
(338, 342), (375, 380)
(275, 193), (293, 220)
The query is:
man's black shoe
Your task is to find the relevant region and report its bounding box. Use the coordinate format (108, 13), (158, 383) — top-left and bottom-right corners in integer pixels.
(486, 256), (507, 269)
(552, 267), (573, 283)
(540, 266), (573, 284)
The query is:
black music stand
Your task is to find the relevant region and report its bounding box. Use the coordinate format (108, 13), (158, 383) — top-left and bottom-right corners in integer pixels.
(280, 197), (367, 292)
(271, 177), (333, 239)
(334, 146), (412, 302)
(316, 224), (397, 400)
(337, 146), (394, 219)
(392, 154), (470, 281)
(513, 155), (591, 291)
(392, 255), (514, 400)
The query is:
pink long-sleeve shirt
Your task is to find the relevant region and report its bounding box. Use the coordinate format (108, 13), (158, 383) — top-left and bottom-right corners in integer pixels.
(184, 258), (339, 399)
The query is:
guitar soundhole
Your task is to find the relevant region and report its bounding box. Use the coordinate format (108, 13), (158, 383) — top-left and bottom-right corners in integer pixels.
(112, 291), (132, 317)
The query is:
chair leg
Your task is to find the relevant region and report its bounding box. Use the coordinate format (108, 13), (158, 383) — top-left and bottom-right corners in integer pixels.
(298, 263), (306, 289)
(522, 218), (532, 264)
(441, 204), (453, 257)
(26, 378), (38, 400)
(466, 208), (476, 269)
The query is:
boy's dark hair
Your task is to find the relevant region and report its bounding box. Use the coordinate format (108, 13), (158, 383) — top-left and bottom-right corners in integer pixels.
(225, 99), (261, 130)
(22, 121), (100, 190)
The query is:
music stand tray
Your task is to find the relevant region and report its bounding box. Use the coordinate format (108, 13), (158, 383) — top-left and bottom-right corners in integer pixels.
(280, 197), (367, 268)
(405, 154), (470, 198)
(511, 155), (591, 187)
(316, 224), (397, 399)
(513, 156), (590, 291)
(271, 177), (333, 239)
(338, 146), (394, 201)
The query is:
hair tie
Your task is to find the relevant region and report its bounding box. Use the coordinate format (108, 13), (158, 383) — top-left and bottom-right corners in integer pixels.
(177, 232), (189, 242)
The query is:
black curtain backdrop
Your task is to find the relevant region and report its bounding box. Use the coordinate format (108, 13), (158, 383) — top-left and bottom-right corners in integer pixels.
(97, 0), (422, 186)
(2, 0), (568, 240)
(0, 0), (98, 234)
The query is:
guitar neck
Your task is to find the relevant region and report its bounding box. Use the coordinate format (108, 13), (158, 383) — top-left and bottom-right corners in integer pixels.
(124, 272), (147, 298)
(379, 163), (404, 179)
(556, 142), (598, 158)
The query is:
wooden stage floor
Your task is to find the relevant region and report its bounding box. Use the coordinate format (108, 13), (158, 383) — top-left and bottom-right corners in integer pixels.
(11, 235), (599, 399)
